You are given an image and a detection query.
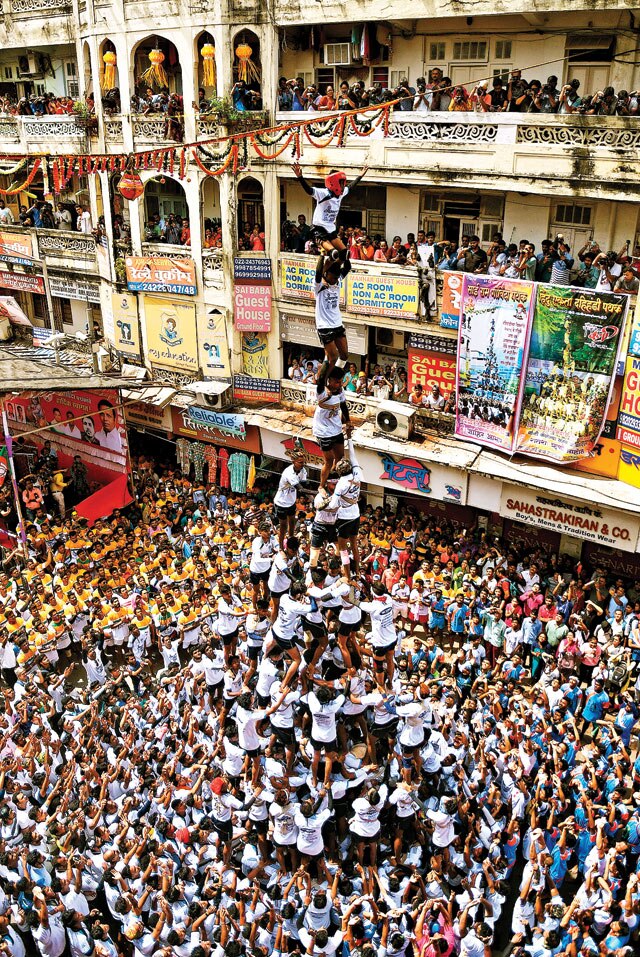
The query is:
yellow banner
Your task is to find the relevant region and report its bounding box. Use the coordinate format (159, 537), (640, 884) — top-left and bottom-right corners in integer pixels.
(200, 309), (231, 378)
(143, 295), (198, 371)
(241, 332), (269, 378)
(346, 271), (420, 318)
(111, 292), (140, 356)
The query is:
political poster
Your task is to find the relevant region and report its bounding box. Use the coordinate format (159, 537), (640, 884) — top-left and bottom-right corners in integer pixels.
(110, 292), (141, 357)
(440, 272), (463, 329)
(143, 296), (199, 372)
(455, 275), (535, 452)
(4, 389), (128, 488)
(200, 309), (231, 378)
(515, 286), (627, 463)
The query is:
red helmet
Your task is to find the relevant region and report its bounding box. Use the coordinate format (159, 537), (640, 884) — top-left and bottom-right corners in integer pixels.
(325, 171), (347, 196)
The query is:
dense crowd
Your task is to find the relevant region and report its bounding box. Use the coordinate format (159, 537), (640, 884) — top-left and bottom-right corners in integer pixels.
(0, 94), (89, 117)
(0, 438), (638, 957)
(282, 222), (640, 295)
(278, 70), (640, 117)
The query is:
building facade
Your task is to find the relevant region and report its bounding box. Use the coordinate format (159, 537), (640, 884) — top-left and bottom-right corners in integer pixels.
(2, 0), (640, 557)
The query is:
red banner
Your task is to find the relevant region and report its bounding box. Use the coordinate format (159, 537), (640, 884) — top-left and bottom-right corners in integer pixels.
(408, 349), (456, 397)
(5, 389), (129, 488)
(0, 271), (44, 294)
(75, 474), (132, 525)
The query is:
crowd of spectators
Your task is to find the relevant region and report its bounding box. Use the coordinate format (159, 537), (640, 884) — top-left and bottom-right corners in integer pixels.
(0, 198), (92, 234)
(282, 220), (640, 295)
(0, 93), (90, 117)
(0, 449), (638, 957)
(278, 69), (640, 117)
(144, 214), (191, 246)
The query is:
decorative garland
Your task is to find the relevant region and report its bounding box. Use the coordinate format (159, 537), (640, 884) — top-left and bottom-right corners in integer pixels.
(0, 158), (41, 195)
(8, 101), (396, 194)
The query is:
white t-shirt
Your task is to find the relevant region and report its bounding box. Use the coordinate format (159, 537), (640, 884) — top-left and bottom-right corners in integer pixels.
(217, 595), (244, 636)
(331, 465), (362, 520)
(351, 784), (387, 836)
(360, 596), (396, 648)
(235, 705), (265, 751)
(274, 465), (307, 508)
(268, 553), (295, 595)
(250, 535), (277, 574)
(596, 262), (622, 291)
(314, 280), (342, 330)
(313, 389), (344, 439)
(427, 808), (455, 847)
(270, 801), (298, 845)
(308, 691), (345, 742)
(295, 807), (331, 855)
(311, 186), (350, 230)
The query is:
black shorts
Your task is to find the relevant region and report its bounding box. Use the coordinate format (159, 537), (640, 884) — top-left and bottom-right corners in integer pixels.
(247, 644), (262, 661)
(271, 585), (291, 599)
(271, 724), (295, 746)
(372, 640), (397, 660)
(316, 433), (344, 452)
(311, 224), (338, 242)
(336, 516), (359, 538)
(373, 718), (398, 738)
(257, 692), (271, 707)
(339, 618), (359, 637)
(318, 325), (346, 347)
(221, 629), (238, 645)
(272, 629), (295, 650)
(273, 502), (296, 521)
(396, 813), (416, 831)
(302, 617), (327, 640)
(311, 736), (337, 752)
(250, 569), (270, 585)
(211, 817), (233, 840)
(244, 746), (261, 759)
(249, 817), (269, 835)
(311, 522), (337, 548)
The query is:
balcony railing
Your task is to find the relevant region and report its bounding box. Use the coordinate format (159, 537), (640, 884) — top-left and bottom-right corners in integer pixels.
(0, 224), (97, 271)
(9, 0), (71, 15)
(203, 248), (224, 288)
(141, 241), (191, 257)
(0, 115), (85, 151)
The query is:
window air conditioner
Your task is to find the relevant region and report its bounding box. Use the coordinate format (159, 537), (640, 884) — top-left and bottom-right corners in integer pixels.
(17, 54), (42, 77)
(375, 327), (405, 351)
(324, 43), (352, 66)
(375, 401), (416, 441)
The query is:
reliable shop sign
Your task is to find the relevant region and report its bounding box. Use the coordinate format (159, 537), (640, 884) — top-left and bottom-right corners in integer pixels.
(499, 483), (640, 552)
(186, 406), (246, 439)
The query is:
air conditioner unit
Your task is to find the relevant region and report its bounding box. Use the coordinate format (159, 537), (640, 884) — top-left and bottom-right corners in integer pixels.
(324, 43), (352, 66)
(375, 401), (416, 441)
(375, 327), (405, 351)
(17, 54), (42, 77)
(196, 383), (233, 410)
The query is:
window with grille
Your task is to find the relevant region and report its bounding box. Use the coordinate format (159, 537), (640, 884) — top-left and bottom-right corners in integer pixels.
(493, 68), (510, 84)
(429, 43), (446, 62)
(367, 209), (386, 237)
(555, 204), (592, 225)
(421, 192), (441, 213)
(494, 41), (512, 60)
(452, 41), (488, 62)
(4, 67), (12, 80)
(66, 62), (77, 77)
(315, 68), (334, 93)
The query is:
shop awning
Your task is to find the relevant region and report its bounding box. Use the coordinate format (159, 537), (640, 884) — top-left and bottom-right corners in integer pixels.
(0, 350), (140, 394)
(121, 385), (177, 408)
(471, 450), (640, 516)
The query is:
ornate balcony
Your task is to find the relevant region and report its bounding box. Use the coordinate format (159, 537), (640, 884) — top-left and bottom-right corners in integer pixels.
(8, 0), (71, 15)
(0, 116), (86, 154)
(275, 111), (640, 200)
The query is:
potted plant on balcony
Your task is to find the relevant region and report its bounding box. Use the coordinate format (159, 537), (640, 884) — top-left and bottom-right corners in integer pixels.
(206, 96), (268, 133)
(72, 100), (98, 134)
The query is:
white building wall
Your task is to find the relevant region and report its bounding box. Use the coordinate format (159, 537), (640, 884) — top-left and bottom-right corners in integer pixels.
(385, 186), (420, 242)
(503, 194), (552, 249)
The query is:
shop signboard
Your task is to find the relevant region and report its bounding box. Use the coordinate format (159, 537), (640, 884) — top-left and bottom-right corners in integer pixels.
(233, 375), (281, 404)
(241, 332), (270, 378)
(0, 271), (44, 294)
(499, 483), (639, 552)
(234, 257), (272, 282)
(186, 406), (246, 439)
(48, 275), (100, 303)
(0, 229), (33, 265)
(346, 271), (419, 318)
(357, 447), (467, 505)
(234, 283), (272, 332)
(109, 292), (141, 357)
(170, 407), (261, 454)
(125, 256), (196, 295)
(408, 348), (456, 398)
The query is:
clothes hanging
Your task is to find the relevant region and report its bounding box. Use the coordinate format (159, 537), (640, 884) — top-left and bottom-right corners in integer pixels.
(218, 447), (230, 490)
(247, 455), (256, 491)
(204, 445), (218, 485)
(175, 438), (190, 473)
(227, 452), (249, 494)
(190, 442), (206, 482)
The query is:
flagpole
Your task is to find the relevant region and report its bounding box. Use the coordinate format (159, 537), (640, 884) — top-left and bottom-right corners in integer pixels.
(1, 401), (28, 560)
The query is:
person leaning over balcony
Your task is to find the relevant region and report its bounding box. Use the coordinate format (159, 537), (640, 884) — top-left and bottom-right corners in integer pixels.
(558, 79), (583, 114)
(0, 201), (14, 225)
(76, 205), (92, 234)
(449, 87), (472, 111)
(549, 241), (573, 285)
(506, 70), (529, 111)
(486, 77), (508, 112)
(337, 82), (357, 110)
(470, 82), (490, 112)
(456, 235), (487, 274)
(413, 79), (430, 112)
(534, 79), (558, 113)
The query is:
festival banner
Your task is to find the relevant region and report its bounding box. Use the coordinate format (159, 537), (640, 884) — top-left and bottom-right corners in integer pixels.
(200, 309), (231, 378)
(4, 389), (128, 489)
(346, 271), (420, 318)
(455, 275), (535, 452)
(125, 256), (196, 295)
(241, 332), (269, 378)
(143, 296), (198, 372)
(628, 302), (640, 358)
(408, 348), (456, 398)
(110, 292), (141, 357)
(440, 272), (463, 329)
(574, 374), (623, 479)
(515, 286), (628, 463)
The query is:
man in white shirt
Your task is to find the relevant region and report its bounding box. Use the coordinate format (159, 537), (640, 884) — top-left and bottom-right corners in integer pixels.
(94, 400), (123, 454)
(0, 201), (14, 225)
(273, 454), (307, 547)
(76, 205), (93, 234)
